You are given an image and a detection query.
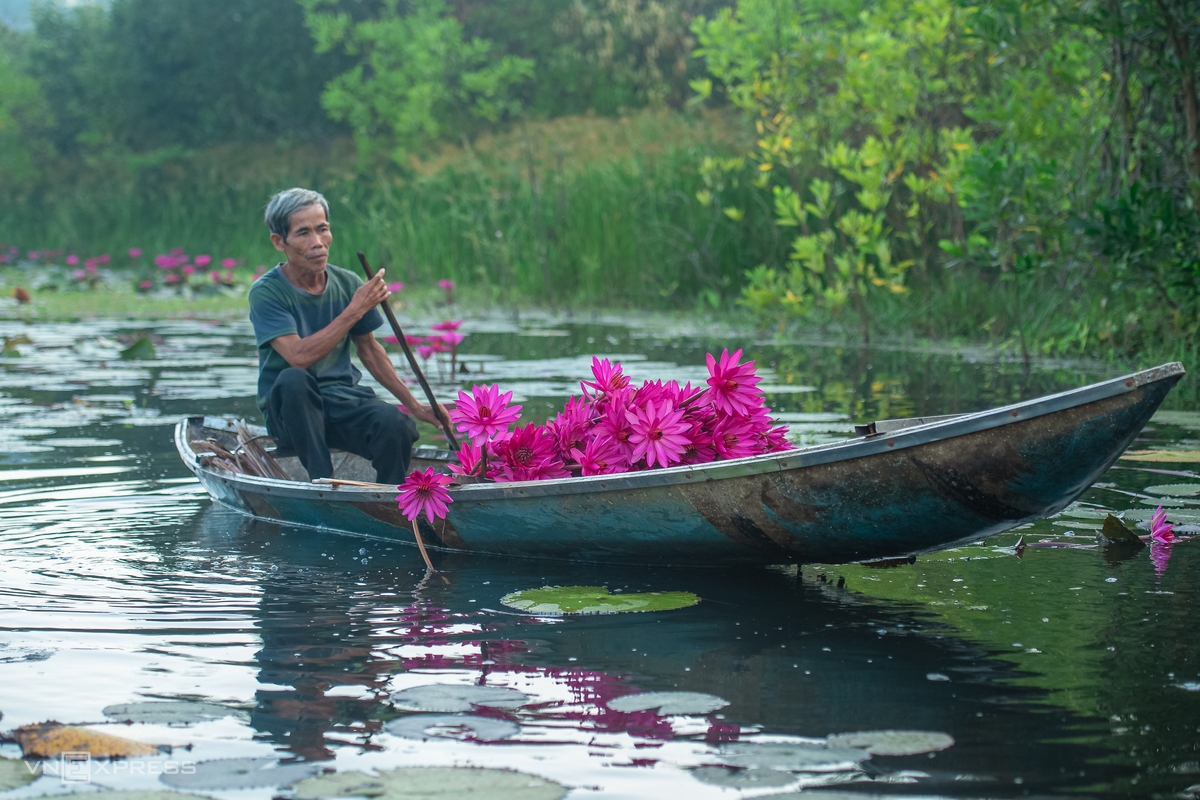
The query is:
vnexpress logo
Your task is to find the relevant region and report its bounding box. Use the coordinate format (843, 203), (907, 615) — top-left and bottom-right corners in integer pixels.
(60, 752), (91, 784)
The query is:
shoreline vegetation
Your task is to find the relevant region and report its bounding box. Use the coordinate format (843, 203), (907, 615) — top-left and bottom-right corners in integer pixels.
(2, 0), (1197, 396)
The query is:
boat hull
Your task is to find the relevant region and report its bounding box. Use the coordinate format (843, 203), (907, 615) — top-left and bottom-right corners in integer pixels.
(176, 363), (1184, 565)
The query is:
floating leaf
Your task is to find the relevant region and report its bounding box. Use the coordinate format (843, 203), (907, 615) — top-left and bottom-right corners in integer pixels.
(1122, 508), (1200, 523)
(1144, 483), (1200, 497)
(12, 722), (161, 759)
(160, 758), (319, 790)
(1151, 411), (1200, 431)
(691, 766), (796, 788)
(384, 714), (519, 742)
(89, 793), (204, 800)
(500, 585), (699, 615)
(826, 730), (955, 756)
(1056, 504), (1111, 519)
(390, 684), (528, 713)
(1120, 450), (1200, 463)
(0, 757), (38, 791)
(293, 768), (565, 800)
(717, 742), (870, 772)
(1099, 514), (1144, 546)
(102, 702), (243, 725)
(607, 691), (729, 715)
(119, 335), (156, 361)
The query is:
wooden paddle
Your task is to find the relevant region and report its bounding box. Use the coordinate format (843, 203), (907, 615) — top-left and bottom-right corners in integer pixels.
(357, 251), (459, 452)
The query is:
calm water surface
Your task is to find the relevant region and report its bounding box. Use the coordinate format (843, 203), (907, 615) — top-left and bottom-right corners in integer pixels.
(0, 313), (1196, 799)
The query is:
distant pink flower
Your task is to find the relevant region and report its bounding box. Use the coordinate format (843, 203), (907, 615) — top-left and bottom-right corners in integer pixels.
(448, 440), (486, 477)
(1151, 505), (1175, 544)
(194, 254), (212, 267)
(427, 336), (451, 353)
(155, 255), (176, 269)
(571, 435), (625, 476)
(73, 269), (86, 280)
(221, 258), (237, 269)
(66, 254), (79, 265)
(417, 345), (435, 359)
(581, 357), (630, 397)
(382, 335), (399, 344)
(713, 414), (757, 460)
(438, 331), (465, 347)
(170, 247), (185, 257)
(387, 282), (404, 293)
(706, 348), (762, 416)
(452, 384), (522, 444)
(431, 319), (462, 332)
(626, 399), (690, 468)
(28, 251), (40, 260)
(210, 270), (222, 284)
(405, 335), (425, 346)
(129, 248), (143, 258)
(138, 280), (153, 290)
(181, 265), (195, 276)
(85, 262), (97, 274)
(99, 254), (110, 264)
(395, 466), (454, 523)
(493, 423), (568, 482)
(438, 279), (456, 291)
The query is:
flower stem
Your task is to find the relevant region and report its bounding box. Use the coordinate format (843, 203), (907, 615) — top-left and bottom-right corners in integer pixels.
(411, 518), (436, 572)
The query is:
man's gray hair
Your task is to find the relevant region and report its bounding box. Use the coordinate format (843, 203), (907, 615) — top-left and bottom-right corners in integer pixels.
(264, 188), (330, 242)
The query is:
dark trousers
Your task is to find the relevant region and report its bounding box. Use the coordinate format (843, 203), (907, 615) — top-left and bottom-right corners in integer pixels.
(264, 367), (419, 485)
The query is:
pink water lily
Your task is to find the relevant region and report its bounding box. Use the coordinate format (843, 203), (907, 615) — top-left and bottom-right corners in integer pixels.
(451, 384), (523, 445)
(221, 258), (237, 269)
(448, 440), (486, 477)
(706, 348), (762, 416)
(387, 282), (404, 293)
(128, 248), (142, 258)
(194, 255), (212, 268)
(438, 279), (456, 291)
(1151, 505), (1175, 544)
(582, 357), (630, 397)
(431, 319), (462, 332)
(493, 423), (568, 482)
(571, 435), (625, 476)
(713, 414), (757, 460)
(66, 254), (79, 265)
(627, 399), (690, 469)
(396, 467), (454, 523)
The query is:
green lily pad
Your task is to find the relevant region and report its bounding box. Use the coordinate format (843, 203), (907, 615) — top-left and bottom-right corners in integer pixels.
(390, 684), (528, 712)
(717, 742), (870, 772)
(159, 758), (320, 790)
(92, 793), (207, 800)
(500, 585), (699, 615)
(1120, 449), (1200, 463)
(692, 766), (796, 788)
(292, 768), (565, 800)
(607, 691), (729, 715)
(826, 730), (955, 756)
(1151, 410), (1200, 431)
(384, 714), (519, 742)
(102, 701), (244, 725)
(1145, 483), (1200, 497)
(119, 335), (156, 360)
(1056, 504), (1112, 520)
(1122, 508), (1200, 523)
(0, 757), (39, 791)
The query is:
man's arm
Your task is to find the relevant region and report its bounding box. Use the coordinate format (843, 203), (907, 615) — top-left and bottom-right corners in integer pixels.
(354, 333), (448, 428)
(269, 271), (391, 369)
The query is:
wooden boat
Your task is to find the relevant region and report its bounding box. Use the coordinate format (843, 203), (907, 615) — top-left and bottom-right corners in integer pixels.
(175, 362), (1184, 566)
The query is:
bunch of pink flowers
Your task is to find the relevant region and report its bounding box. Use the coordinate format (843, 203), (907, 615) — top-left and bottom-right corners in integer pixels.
(445, 349), (792, 485)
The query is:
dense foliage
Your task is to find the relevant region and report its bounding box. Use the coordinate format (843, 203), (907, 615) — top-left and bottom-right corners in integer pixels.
(0, 0), (1198, 361)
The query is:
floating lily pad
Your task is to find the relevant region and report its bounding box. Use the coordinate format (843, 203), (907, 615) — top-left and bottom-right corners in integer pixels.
(384, 714), (519, 742)
(691, 766), (796, 788)
(717, 742), (870, 772)
(826, 730), (955, 756)
(500, 585), (699, 615)
(607, 691), (729, 715)
(390, 684), (528, 712)
(102, 701), (243, 725)
(159, 758), (319, 790)
(92, 793), (206, 800)
(1145, 483), (1200, 497)
(1056, 505), (1112, 520)
(1120, 449), (1200, 463)
(0, 757), (38, 791)
(293, 768), (565, 800)
(12, 722), (161, 759)
(119, 336), (156, 360)
(1151, 411), (1200, 431)
(1122, 508), (1200, 524)
(1100, 514), (1145, 546)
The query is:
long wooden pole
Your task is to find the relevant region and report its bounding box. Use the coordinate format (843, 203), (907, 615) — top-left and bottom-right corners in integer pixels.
(357, 251), (459, 451)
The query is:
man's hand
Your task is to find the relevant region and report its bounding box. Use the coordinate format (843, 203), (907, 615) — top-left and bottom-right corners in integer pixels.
(410, 403), (451, 428)
(347, 269), (391, 320)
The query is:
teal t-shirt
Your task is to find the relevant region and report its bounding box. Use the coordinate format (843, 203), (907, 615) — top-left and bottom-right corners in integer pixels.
(249, 264), (384, 411)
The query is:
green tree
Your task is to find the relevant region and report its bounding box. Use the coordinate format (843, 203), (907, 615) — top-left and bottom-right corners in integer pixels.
(302, 0), (535, 165)
(0, 31), (54, 191)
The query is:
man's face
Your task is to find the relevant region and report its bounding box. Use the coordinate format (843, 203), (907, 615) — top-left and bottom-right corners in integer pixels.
(271, 203), (332, 274)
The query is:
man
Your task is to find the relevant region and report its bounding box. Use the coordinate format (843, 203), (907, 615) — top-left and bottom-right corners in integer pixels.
(250, 187), (444, 484)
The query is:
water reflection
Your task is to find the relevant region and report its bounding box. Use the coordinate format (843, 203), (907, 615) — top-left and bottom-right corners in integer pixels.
(0, 314), (1194, 797)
